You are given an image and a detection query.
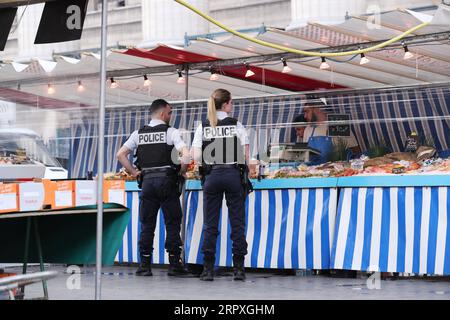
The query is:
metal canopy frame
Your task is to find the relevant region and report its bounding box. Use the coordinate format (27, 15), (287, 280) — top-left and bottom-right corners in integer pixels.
(0, 31), (449, 88)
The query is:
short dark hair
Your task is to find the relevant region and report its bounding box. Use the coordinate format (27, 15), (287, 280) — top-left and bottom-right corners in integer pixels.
(293, 114), (306, 124)
(150, 99), (169, 114)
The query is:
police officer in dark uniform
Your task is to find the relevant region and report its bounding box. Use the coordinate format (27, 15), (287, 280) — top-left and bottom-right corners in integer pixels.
(117, 99), (190, 277)
(192, 89), (252, 281)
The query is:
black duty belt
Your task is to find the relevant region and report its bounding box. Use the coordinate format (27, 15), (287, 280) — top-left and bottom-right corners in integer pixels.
(210, 164), (238, 170)
(142, 167), (177, 178)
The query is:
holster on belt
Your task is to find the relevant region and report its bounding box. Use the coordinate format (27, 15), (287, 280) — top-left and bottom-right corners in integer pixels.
(177, 174), (185, 196)
(198, 164), (212, 187)
(239, 164), (254, 199)
(137, 173), (143, 189)
(135, 161), (143, 189)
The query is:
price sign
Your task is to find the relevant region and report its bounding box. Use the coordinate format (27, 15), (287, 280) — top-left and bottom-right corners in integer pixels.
(405, 136), (419, 152)
(328, 114), (351, 137)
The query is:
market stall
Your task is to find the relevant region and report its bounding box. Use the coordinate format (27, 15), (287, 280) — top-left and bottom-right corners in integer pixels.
(105, 83), (450, 275)
(116, 156), (450, 275)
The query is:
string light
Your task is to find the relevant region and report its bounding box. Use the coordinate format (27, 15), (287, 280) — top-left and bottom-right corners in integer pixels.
(320, 57), (330, 70)
(77, 81), (85, 92)
(47, 84), (55, 94)
(281, 58), (292, 73)
(110, 77), (118, 89)
(245, 64), (255, 77)
(403, 44), (414, 60)
(177, 70), (185, 84)
(360, 53), (370, 65)
(143, 74), (151, 87)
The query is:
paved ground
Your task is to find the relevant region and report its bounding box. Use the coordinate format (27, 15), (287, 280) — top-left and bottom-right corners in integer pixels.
(2, 265), (449, 300)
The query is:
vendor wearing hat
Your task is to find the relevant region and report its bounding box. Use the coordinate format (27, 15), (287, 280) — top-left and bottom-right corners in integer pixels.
(293, 99), (361, 164)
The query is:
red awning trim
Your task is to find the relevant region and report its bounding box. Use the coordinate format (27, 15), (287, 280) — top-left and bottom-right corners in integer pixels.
(220, 65), (346, 91)
(124, 45), (218, 65)
(122, 46), (347, 91)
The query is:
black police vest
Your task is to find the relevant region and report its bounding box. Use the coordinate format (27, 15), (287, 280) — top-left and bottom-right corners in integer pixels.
(135, 124), (174, 169)
(202, 117), (244, 164)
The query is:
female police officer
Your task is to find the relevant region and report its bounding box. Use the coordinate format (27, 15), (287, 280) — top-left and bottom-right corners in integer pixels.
(191, 89), (251, 281)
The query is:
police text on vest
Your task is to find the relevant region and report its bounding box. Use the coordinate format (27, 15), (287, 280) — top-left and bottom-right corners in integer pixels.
(138, 132), (167, 145)
(203, 125), (237, 140)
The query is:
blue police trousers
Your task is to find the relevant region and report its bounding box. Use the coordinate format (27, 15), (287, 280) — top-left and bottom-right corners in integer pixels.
(138, 176), (182, 256)
(201, 167), (248, 259)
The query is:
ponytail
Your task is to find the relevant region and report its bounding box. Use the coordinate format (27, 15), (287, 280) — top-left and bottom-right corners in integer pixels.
(207, 96), (218, 127)
(207, 89), (231, 128)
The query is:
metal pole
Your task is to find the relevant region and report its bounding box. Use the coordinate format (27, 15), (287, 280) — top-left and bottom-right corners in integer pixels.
(95, 0), (108, 301)
(181, 66), (189, 264)
(183, 66), (189, 128)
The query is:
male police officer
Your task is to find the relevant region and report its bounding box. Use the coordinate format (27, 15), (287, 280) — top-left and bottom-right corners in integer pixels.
(117, 99), (190, 277)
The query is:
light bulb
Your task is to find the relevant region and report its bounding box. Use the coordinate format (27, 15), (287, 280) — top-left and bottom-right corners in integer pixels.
(360, 53), (370, 65)
(320, 57), (330, 70)
(77, 81), (85, 92)
(282, 59), (292, 73)
(210, 72), (219, 81)
(110, 78), (118, 89)
(403, 46), (414, 60)
(47, 84), (55, 94)
(177, 71), (185, 84)
(245, 64), (255, 77)
(143, 75), (151, 87)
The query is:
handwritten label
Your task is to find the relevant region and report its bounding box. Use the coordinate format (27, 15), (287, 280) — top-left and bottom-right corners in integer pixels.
(328, 114), (351, 137)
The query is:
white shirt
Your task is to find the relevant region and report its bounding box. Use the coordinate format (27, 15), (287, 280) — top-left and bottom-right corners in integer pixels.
(192, 111), (249, 148)
(123, 119), (187, 153)
(302, 124), (359, 148)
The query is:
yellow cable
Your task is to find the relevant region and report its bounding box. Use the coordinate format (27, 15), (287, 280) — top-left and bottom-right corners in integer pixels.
(175, 0), (429, 58)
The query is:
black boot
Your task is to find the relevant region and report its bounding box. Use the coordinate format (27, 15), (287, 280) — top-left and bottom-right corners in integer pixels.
(136, 254), (152, 276)
(233, 255), (246, 281)
(199, 256), (215, 281)
(168, 254), (189, 276)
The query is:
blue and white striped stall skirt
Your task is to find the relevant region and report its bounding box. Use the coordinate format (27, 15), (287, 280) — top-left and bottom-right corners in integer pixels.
(185, 189), (338, 269)
(116, 188), (339, 269)
(331, 187), (450, 275)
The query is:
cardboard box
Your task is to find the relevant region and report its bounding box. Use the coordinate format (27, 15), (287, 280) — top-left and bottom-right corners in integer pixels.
(41, 179), (55, 209)
(53, 180), (75, 209)
(19, 182), (45, 212)
(0, 183), (19, 213)
(103, 180), (125, 206)
(75, 181), (97, 206)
